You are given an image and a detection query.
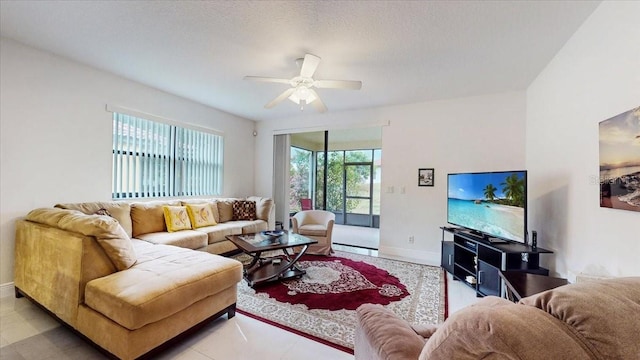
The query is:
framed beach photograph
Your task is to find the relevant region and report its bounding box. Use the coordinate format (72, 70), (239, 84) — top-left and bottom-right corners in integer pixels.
(599, 106), (640, 213)
(419, 168), (434, 187)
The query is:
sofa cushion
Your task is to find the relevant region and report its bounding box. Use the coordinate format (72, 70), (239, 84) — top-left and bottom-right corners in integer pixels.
(520, 277), (640, 360)
(186, 203), (217, 228)
(195, 222), (244, 244)
(239, 220), (268, 235)
(55, 201), (133, 238)
(247, 196), (273, 222)
(94, 208), (112, 216)
(96, 223), (138, 271)
(232, 200), (256, 221)
(208, 200), (221, 223)
(419, 296), (596, 360)
(26, 208), (137, 271)
(217, 200), (234, 223)
(84, 242), (242, 330)
(162, 206), (192, 232)
(135, 230), (207, 250)
(298, 224), (328, 237)
(131, 200), (180, 237)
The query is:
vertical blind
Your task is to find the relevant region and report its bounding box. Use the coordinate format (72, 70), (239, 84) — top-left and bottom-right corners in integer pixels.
(112, 112), (223, 199)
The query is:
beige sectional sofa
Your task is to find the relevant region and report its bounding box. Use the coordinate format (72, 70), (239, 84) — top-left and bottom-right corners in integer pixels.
(14, 196), (274, 360)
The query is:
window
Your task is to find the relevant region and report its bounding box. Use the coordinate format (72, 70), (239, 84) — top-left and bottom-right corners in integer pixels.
(111, 111), (223, 199)
(289, 146), (313, 212)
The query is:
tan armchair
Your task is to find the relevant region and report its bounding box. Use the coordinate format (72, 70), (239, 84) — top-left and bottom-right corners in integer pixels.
(291, 210), (335, 255)
(355, 277), (640, 360)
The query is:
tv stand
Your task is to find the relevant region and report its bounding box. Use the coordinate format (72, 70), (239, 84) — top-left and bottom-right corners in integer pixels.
(440, 227), (553, 297)
(487, 237), (509, 244)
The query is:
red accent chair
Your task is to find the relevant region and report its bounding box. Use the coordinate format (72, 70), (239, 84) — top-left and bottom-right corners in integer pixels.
(300, 198), (313, 211)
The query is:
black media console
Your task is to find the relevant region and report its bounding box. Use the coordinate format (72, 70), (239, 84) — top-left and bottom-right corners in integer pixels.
(440, 227), (553, 297)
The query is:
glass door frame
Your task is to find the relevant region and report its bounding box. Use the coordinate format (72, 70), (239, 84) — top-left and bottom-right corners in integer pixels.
(342, 160), (375, 227)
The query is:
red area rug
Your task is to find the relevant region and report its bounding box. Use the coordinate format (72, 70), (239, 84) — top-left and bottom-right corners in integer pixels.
(254, 255), (409, 311)
(235, 251), (446, 353)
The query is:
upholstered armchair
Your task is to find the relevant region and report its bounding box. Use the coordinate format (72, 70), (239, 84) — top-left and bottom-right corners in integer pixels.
(291, 210), (335, 255)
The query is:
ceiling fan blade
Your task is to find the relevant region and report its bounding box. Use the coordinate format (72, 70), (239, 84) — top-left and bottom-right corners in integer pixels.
(314, 79), (362, 90)
(244, 76), (291, 84)
(308, 89), (327, 113)
(300, 54), (321, 78)
(265, 88), (296, 109)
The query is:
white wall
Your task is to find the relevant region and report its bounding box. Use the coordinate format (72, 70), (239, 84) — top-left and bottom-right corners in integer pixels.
(0, 38), (257, 284)
(526, 1), (640, 279)
(256, 91), (526, 264)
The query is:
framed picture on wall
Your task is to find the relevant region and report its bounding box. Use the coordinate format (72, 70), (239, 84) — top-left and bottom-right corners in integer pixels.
(419, 168), (434, 187)
(599, 106), (640, 213)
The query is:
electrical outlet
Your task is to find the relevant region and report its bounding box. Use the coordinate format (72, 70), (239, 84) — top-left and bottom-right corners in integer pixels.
(408, 235), (415, 244)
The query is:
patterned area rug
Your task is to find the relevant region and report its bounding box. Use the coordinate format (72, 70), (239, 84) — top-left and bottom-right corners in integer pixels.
(235, 250), (446, 353)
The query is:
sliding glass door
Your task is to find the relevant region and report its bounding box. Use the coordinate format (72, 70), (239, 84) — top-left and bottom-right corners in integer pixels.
(343, 150), (380, 227)
(287, 129), (381, 228)
(314, 149), (380, 227)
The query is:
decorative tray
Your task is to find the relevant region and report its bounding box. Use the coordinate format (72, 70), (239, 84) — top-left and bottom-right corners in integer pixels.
(261, 230), (285, 237)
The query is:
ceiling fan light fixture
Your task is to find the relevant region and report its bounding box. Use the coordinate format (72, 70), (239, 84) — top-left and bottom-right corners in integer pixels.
(288, 86), (317, 105)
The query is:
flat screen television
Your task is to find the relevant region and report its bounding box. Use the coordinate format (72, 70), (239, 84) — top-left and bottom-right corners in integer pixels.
(447, 170), (527, 243)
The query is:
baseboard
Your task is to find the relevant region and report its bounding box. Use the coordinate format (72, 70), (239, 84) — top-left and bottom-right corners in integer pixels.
(0, 282), (15, 298)
(377, 245), (440, 266)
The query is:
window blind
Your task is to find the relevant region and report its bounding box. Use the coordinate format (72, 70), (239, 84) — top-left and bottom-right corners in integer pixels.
(112, 112), (223, 199)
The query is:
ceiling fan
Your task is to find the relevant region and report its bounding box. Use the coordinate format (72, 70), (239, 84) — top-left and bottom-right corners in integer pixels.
(244, 54), (362, 113)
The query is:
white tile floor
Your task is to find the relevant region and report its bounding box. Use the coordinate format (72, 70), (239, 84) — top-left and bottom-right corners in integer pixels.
(0, 245), (479, 360)
(332, 225), (380, 249)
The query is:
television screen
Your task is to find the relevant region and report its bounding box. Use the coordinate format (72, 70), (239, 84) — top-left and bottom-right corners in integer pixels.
(447, 171), (527, 243)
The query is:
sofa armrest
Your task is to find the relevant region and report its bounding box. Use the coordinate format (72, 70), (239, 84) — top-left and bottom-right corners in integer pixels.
(247, 196), (275, 230)
(325, 219), (335, 241)
(267, 200), (275, 230)
(411, 324), (439, 338)
(14, 220), (116, 326)
(355, 304), (427, 360)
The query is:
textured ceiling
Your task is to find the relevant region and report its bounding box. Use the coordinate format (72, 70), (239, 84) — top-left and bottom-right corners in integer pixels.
(0, 1), (600, 122)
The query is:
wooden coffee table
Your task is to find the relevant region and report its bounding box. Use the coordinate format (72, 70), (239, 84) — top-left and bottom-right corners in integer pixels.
(226, 232), (317, 287)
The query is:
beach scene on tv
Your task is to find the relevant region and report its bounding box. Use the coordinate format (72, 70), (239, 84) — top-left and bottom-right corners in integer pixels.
(448, 172), (526, 242)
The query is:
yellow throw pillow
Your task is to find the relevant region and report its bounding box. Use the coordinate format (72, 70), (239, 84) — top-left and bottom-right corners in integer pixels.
(186, 203), (217, 228)
(163, 206), (192, 232)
